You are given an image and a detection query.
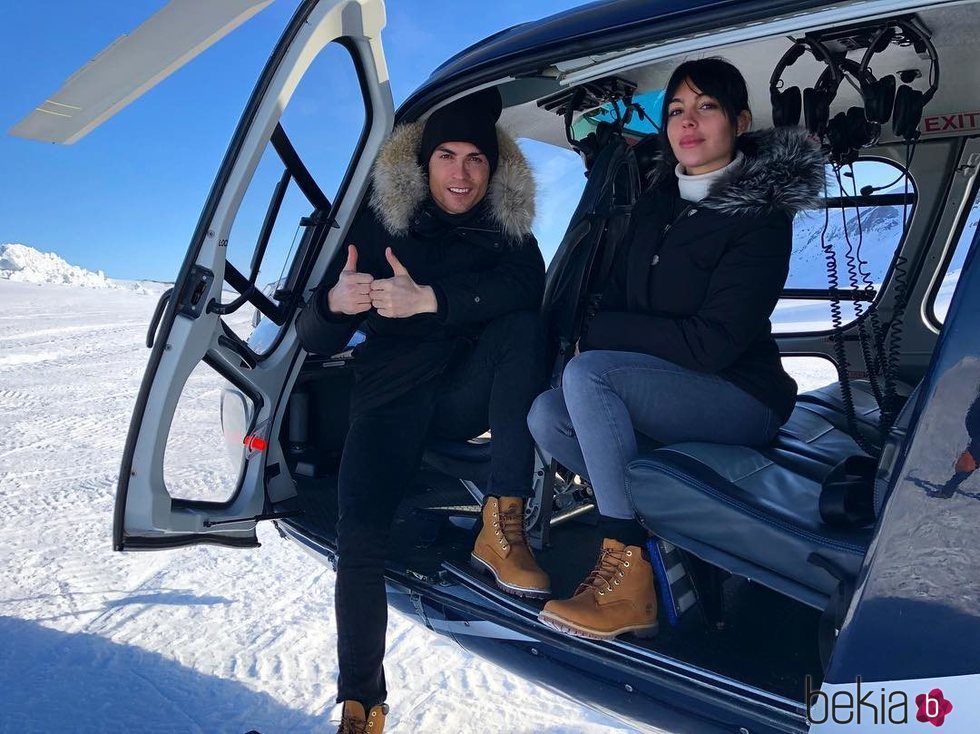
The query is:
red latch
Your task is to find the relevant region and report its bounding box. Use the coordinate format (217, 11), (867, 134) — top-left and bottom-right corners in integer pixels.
(243, 435), (268, 452)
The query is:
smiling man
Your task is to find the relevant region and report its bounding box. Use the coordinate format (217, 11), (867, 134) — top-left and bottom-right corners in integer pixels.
(296, 88), (549, 733)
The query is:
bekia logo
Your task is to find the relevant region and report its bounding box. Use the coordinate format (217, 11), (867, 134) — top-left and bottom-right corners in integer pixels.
(806, 677), (954, 726)
(916, 688), (953, 727)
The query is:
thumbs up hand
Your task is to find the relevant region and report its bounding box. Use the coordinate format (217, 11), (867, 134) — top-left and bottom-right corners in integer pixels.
(385, 247), (409, 278)
(370, 247), (438, 318)
(327, 245), (374, 315)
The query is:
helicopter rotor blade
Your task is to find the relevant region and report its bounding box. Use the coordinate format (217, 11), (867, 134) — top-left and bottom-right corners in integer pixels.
(10, 0), (273, 144)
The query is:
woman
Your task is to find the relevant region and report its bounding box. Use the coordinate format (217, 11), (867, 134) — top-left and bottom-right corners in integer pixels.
(529, 58), (824, 640)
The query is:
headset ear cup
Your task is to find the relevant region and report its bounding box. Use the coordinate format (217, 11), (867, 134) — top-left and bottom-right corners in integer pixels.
(864, 75), (896, 124)
(908, 89), (925, 135)
(803, 87), (818, 134)
(892, 85), (910, 138)
(893, 85), (925, 139)
(845, 106), (880, 148)
(879, 75), (896, 123)
(804, 86), (830, 136)
(789, 87), (803, 127)
(776, 86), (802, 127)
(826, 111), (849, 161)
(770, 41), (808, 127)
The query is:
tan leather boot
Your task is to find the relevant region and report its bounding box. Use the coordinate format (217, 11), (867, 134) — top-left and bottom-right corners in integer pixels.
(471, 496), (551, 599)
(336, 700), (388, 734)
(538, 538), (659, 640)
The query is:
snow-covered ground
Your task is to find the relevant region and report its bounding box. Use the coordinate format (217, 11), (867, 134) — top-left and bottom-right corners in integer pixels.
(0, 279), (646, 733)
(0, 248), (841, 734)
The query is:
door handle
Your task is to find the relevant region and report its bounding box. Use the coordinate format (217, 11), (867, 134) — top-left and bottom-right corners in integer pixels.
(146, 287), (173, 348)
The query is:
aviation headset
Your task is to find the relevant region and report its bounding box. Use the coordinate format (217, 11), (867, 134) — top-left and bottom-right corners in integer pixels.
(857, 19), (940, 141)
(769, 37), (841, 136)
(771, 20), (940, 162)
(771, 50), (882, 165)
(817, 59), (885, 165)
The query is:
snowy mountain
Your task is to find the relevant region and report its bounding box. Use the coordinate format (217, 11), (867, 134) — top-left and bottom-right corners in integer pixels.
(784, 189), (976, 326)
(0, 243), (115, 288)
(0, 244), (162, 294)
(789, 204), (906, 288)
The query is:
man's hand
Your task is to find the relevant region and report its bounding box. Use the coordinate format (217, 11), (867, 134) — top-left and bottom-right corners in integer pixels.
(327, 245), (374, 315)
(370, 247), (438, 318)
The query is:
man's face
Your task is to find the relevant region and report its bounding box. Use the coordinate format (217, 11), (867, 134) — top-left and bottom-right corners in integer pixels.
(427, 141), (491, 214)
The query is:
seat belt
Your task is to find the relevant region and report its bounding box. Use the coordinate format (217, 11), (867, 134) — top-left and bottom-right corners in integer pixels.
(818, 454), (878, 527)
(578, 140), (640, 336)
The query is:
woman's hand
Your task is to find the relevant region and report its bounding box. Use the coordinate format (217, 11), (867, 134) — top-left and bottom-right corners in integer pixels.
(369, 247), (438, 318)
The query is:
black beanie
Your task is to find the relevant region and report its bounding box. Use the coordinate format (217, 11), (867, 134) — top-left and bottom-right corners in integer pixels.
(419, 87), (503, 174)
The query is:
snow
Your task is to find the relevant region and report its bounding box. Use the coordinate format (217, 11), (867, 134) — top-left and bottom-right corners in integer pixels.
(0, 259), (839, 732)
(0, 279), (645, 734)
(0, 243), (163, 294)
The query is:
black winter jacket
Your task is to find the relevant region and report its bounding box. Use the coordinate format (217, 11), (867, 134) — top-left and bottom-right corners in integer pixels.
(581, 128), (825, 423)
(296, 121), (543, 414)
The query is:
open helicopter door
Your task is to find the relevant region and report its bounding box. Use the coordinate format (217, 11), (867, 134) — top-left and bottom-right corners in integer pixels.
(13, 0), (394, 550)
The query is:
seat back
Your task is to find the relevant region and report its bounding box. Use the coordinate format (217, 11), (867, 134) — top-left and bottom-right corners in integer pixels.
(540, 134), (643, 376)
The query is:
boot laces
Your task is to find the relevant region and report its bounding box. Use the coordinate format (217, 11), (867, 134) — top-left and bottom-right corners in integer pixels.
(337, 715), (367, 734)
(498, 509), (529, 549)
(577, 547), (629, 595)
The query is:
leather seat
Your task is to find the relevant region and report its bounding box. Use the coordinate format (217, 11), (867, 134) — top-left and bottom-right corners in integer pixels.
(625, 382), (887, 610)
(422, 436), (491, 483)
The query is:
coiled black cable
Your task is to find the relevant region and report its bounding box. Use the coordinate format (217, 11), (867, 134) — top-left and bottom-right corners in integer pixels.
(879, 139), (916, 437)
(851, 168), (889, 407)
(837, 165), (885, 409)
(822, 173), (880, 456)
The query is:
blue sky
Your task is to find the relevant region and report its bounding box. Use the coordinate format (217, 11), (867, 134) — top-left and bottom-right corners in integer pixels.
(0, 0), (589, 281)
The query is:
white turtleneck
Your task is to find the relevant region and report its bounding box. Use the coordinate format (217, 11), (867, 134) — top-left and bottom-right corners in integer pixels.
(675, 150), (744, 203)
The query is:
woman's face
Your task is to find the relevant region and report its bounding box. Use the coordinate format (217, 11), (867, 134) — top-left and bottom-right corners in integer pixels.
(666, 78), (749, 176)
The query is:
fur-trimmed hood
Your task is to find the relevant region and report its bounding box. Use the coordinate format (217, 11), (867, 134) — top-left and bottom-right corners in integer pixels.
(368, 121), (536, 243)
(650, 127), (826, 218)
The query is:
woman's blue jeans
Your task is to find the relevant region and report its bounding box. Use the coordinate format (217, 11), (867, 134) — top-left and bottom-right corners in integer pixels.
(528, 350), (780, 520)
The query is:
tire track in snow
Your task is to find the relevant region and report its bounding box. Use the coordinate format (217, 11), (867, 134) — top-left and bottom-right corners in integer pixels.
(0, 321), (145, 344)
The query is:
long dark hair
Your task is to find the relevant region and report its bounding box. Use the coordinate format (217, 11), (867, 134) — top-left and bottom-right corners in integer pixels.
(660, 58), (750, 169)
(662, 57), (750, 129)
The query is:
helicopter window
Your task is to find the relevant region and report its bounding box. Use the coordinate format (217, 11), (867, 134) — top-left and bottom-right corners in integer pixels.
(772, 158), (916, 333)
(164, 359), (258, 504)
(931, 180), (980, 323)
(220, 41), (368, 347)
(518, 138), (589, 266)
(571, 89), (665, 139)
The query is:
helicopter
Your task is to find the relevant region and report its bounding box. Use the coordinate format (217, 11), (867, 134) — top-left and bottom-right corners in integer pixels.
(14, 0), (980, 730)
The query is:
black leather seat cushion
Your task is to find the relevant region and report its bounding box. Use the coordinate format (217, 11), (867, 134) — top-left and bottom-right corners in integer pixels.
(422, 436), (491, 483)
(626, 382), (883, 609)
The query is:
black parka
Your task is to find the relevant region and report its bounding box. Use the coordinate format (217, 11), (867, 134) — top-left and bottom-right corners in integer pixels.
(581, 128), (826, 423)
(296, 121), (542, 414)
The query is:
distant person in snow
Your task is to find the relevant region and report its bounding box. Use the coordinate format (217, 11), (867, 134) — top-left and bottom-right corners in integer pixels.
(528, 58), (824, 641)
(954, 386), (980, 475)
(296, 88), (548, 733)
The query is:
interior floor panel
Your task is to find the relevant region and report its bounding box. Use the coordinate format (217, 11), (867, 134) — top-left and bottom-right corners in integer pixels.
(279, 472), (823, 702)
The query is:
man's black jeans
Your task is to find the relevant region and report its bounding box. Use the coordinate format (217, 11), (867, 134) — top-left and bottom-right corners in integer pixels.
(334, 310), (545, 709)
